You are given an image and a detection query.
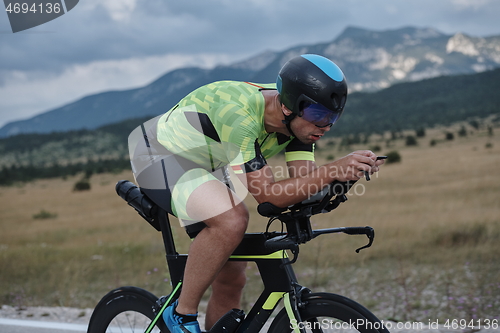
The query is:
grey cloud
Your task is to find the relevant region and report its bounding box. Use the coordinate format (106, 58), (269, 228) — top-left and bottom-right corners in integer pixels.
(2, 0), (500, 73)
(1, 0), (499, 127)
(1, 0), (500, 84)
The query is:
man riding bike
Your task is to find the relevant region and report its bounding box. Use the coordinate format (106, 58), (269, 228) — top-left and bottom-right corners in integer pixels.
(129, 54), (385, 333)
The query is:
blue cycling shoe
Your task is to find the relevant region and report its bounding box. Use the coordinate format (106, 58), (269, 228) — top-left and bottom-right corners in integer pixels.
(163, 300), (201, 333)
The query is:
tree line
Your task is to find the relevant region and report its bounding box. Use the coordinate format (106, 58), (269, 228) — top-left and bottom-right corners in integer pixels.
(0, 68), (499, 186)
(331, 67), (500, 137)
(0, 157), (130, 186)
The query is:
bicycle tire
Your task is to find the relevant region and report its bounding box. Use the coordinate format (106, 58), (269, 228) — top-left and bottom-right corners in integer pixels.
(87, 286), (168, 333)
(268, 292), (389, 333)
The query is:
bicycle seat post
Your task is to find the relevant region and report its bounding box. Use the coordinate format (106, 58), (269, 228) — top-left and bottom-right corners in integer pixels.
(155, 208), (190, 287)
(156, 207), (177, 256)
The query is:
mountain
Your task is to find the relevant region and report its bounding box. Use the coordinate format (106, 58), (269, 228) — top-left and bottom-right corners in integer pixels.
(333, 67), (500, 136)
(1, 68), (499, 184)
(1, 26), (500, 137)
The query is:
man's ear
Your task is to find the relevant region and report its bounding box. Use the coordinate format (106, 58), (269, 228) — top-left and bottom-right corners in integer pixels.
(282, 105), (293, 117)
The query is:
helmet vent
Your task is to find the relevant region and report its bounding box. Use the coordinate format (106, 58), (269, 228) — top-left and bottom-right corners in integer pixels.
(331, 93), (339, 109)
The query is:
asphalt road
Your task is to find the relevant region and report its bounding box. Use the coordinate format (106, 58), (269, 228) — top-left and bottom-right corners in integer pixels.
(0, 318), (87, 333)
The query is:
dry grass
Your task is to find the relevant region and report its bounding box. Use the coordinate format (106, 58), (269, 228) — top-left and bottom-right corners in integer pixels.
(1, 125), (499, 322)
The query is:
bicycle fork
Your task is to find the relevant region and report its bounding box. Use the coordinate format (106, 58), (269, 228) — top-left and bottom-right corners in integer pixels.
(283, 284), (311, 333)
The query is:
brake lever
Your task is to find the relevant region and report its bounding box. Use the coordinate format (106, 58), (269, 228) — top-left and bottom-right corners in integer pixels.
(284, 244), (299, 266)
(321, 194), (348, 213)
(355, 227), (375, 253)
(264, 235), (300, 266)
(365, 156), (387, 181)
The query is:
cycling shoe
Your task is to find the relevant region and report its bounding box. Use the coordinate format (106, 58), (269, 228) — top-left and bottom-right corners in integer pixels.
(163, 300), (201, 333)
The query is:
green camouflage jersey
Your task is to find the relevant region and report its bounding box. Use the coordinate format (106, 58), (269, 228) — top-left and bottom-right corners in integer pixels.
(156, 81), (314, 175)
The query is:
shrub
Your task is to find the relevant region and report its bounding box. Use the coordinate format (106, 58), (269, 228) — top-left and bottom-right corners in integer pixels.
(415, 127), (426, 137)
(326, 154), (335, 161)
(405, 135), (418, 146)
(430, 139), (437, 147)
(73, 178), (91, 191)
(33, 209), (58, 219)
(458, 125), (467, 137)
(445, 132), (454, 141)
(84, 169), (94, 179)
(386, 151), (401, 164)
(469, 119), (480, 130)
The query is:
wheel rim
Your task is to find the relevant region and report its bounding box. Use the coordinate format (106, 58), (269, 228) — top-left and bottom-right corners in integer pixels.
(102, 310), (161, 333)
(296, 316), (363, 333)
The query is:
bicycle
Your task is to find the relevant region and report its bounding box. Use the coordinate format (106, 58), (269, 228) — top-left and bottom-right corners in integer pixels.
(87, 179), (390, 333)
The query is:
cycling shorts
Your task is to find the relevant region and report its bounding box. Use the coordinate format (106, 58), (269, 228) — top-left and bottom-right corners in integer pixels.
(130, 116), (235, 236)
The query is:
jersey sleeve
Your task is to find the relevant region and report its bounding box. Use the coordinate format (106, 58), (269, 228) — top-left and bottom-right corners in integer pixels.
(212, 103), (266, 174)
(285, 137), (315, 162)
(231, 139), (268, 174)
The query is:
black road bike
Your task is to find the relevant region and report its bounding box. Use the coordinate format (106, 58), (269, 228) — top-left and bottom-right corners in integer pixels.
(87, 179), (390, 333)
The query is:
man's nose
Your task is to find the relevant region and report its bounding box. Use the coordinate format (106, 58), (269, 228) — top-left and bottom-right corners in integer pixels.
(321, 124), (332, 133)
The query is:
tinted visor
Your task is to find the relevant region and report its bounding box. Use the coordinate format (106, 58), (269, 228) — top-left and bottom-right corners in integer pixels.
(300, 102), (341, 128)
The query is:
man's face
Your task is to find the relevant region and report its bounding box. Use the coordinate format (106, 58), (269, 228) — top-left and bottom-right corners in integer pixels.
(289, 115), (331, 144)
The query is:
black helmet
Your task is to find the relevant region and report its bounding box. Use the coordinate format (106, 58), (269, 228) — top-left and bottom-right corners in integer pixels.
(277, 54), (348, 123)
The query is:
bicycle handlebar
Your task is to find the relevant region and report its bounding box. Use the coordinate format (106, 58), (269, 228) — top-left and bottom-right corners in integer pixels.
(259, 180), (376, 264)
(263, 234), (297, 251)
(115, 179), (376, 265)
(257, 180), (356, 218)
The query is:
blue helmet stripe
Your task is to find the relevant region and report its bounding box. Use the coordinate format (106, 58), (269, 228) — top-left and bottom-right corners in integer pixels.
(301, 54), (344, 82)
(276, 75), (283, 93)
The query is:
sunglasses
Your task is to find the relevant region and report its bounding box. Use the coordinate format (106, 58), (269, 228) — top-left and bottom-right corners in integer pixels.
(300, 102), (341, 128)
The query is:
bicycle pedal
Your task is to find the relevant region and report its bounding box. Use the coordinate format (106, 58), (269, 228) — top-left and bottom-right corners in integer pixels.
(209, 309), (245, 333)
(154, 295), (170, 312)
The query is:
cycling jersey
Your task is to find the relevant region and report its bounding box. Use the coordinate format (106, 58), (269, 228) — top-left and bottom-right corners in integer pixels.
(156, 81), (314, 174)
(131, 81), (315, 224)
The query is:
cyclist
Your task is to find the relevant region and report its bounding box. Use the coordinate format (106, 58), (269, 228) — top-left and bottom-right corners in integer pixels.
(129, 54), (385, 333)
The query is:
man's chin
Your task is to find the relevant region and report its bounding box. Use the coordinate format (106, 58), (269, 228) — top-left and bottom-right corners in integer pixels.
(297, 137), (315, 145)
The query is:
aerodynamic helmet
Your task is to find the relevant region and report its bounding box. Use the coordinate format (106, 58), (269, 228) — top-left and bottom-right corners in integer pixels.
(277, 54), (348, 128)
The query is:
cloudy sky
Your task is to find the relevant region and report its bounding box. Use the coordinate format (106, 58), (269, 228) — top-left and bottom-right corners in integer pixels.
(1, 0), (499, 128)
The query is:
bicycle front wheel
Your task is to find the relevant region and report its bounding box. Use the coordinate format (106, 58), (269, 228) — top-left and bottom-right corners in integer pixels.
(87, 286), (167, 333)
(268, 293), (389, 333)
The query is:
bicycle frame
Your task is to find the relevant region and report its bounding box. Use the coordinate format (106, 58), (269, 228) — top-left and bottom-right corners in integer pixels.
(114, 179), (379, 333)
(143, 206), (307, 333)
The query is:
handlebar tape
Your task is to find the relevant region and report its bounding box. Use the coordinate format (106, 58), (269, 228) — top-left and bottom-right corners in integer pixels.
(343, 226), (373, 236)
(264, 235), (297, 251)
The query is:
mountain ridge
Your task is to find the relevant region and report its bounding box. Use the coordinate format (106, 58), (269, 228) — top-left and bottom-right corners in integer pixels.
(2, 25), (500, 137)
(1, 67), (499, 185)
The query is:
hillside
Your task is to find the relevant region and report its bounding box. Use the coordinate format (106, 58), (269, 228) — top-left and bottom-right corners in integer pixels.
(332, 67), (500, 136)
(1, 26), (500, 137)
(0, 68), (499, 185)
(1, 128), (499, 321)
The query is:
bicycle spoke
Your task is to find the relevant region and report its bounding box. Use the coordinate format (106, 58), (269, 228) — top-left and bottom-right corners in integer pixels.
(307, 317), (323, 333)
(103, 310), (161, 333)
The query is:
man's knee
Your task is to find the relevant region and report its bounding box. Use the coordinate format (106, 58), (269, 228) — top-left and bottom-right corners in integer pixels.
(228, 203), (249, 235)
(213, 262), (247, 292)
(210, 202), (249, 238)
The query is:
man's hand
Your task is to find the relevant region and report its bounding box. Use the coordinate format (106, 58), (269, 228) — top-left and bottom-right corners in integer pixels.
(328, 150), (384, 182)
(237, 150), (385, 208)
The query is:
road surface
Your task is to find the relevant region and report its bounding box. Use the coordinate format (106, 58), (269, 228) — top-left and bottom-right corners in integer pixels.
(0, 318), (87, 333)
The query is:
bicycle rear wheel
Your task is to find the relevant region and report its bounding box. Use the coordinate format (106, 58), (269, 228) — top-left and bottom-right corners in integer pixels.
(87, 286), (167, 333)
(268, 293), (389, 333)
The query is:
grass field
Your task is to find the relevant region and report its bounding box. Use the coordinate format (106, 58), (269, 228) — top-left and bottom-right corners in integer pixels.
(1, 124), (499, 323)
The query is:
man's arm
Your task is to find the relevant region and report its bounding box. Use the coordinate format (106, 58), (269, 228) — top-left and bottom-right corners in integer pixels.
(237, 150), (383, 208)
(287, 159), (317, 178)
